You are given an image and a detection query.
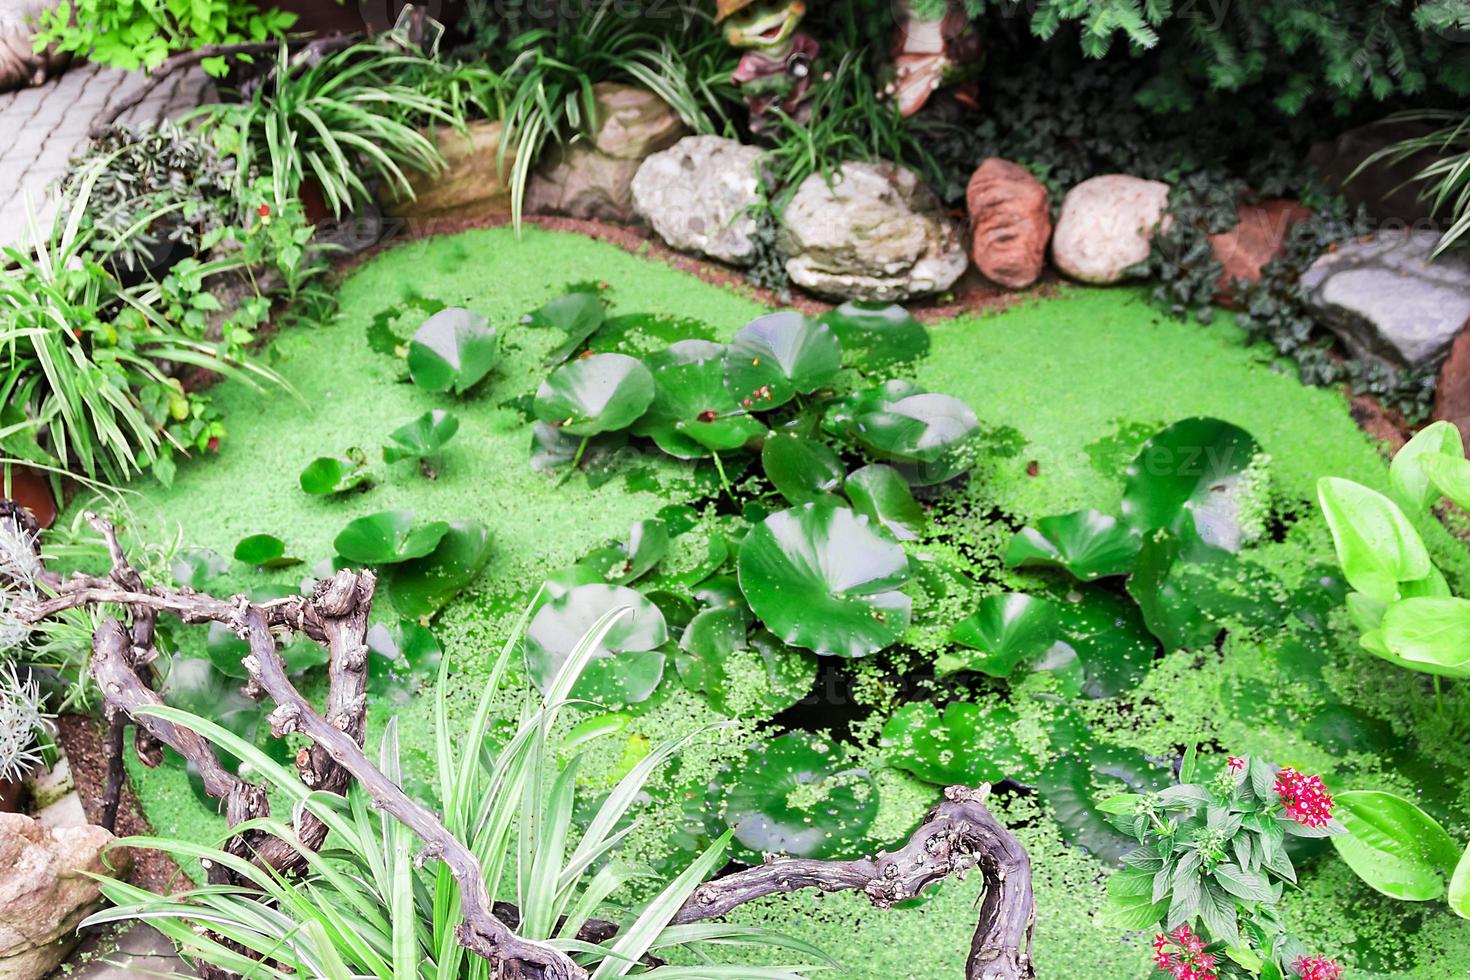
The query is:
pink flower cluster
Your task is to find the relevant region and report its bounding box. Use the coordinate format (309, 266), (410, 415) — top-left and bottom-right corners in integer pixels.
(1294, 954), (1343, 980)
(1152, 925), (1218, 980)
(1273, 768), (1335, 828)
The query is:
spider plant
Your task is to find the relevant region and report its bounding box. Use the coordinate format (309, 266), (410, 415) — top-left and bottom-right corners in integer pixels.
(1357, 109), (1470, 258)
(189, 39), (484, 219)
(86, 604), (824, 978)
(0, 167), (282, 487)
(497, 0), (739, 229)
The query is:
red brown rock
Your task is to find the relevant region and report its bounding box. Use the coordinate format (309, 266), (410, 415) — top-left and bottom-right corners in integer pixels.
(1209, 198), (1312, 303)
(965, 159), (1050, 290)
(1435, 325), (1470, 443)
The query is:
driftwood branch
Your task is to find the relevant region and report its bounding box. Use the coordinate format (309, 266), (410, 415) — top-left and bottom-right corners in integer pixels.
(672, 785), (1036, 980)
(15, 517), (1037, 980)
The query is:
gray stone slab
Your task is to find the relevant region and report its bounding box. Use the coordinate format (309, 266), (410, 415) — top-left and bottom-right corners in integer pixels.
(57, 922), (188, 979)
(1300, 229), (1470, 370)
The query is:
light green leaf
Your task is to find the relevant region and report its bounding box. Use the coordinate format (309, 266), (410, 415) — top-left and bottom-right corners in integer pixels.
(1331, 790), (1461, 901)
(1317, 477), (1432, 602)
(1391, 421), (1463, 511)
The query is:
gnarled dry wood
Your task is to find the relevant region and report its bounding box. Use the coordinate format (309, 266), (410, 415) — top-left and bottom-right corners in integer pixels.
(671, 784), (1036, 980)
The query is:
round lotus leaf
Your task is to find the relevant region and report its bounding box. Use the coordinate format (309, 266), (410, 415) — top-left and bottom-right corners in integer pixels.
(737, 500), (910, 659)
(523, 583), (669, 706)
(723, 311), (842, 410)
(534, 353), (656, 437)
(723, 731), (877, 860)
(633, 340), (766, 458)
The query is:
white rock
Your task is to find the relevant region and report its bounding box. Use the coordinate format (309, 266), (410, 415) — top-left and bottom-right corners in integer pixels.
(1051, 174), (1171, 284)
(781, 161), (967, 302)
(631, 135), (763, 266)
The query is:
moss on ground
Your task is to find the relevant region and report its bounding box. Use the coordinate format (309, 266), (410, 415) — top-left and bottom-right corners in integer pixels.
(111, 228), (1470, 977)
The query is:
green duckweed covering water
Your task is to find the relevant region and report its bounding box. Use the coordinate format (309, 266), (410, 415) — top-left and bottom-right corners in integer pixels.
(114, 227), (1470, 977)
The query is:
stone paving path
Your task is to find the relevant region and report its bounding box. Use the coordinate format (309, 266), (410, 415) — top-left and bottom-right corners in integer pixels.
(0, 61), (213, 248)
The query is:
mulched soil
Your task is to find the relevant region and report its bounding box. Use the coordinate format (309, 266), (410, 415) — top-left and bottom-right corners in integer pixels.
(55, 714), (186, 894)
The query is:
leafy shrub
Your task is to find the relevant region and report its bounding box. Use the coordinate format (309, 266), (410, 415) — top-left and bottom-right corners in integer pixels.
(0, 171), (281, 486)
(1101, 751), (1345, 979)
(59, 122), (235, 276)
(188, 39), (481, 218)
(463, 0), (739, 225)
(33, 0), (298, 76)
(1362, 109), (1470, 257)
(950, 0), (1470, 112)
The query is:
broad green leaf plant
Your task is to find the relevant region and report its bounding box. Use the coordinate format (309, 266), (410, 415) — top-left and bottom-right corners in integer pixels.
(86, 606), (823, 979)
(1318, 420), (1470, 677)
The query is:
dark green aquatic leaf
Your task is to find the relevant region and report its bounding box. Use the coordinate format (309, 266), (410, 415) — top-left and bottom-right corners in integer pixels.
(817, 301), (929, 370)
(407, 307), (499, 394)
(1006, 509), (1141, 580)
(843, 464), (925, 541)
(1037, 745), (1173, 865)
(588, 311), (718, 355)
(162, 657), (265, 772)
(299, 455), (372, 495)
(738, 500), (910, 659)
(632, 340), (766, 458)
(383, 410), (460, 464)
(205, 621), (251, 679)
(334, 510), (450, 566)
(1127, 531), (1280, 652)
(523, 583), (668, 705)
(675, 611), (817, 717)
(535, 353), (655, 437)
(366, 619), (443, 704)
(1052, 587), (1156, 698)
(387, 520), (492, 619)
(881, 700), (1041, 785)
(172, 548), (228, 589)
(1122, 418), (1264, 559)
(723, 311), (842, 410)
(723, 731), (877, 860)
(941, 593), (1063, 678)
(233, 533), (300, 569)
(825, 380), (979, 485)
(762, 433), (845, 504)
(525, 290), (607, 365)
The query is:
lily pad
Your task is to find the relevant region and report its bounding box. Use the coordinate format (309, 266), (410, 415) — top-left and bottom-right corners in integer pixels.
(299, 455), (372, 496)
(1121, 418), (1264, 558)
(334, 510), (450, 566)
(387, 519), (492, 619)
(233, 533), (300, 569)
(578, 518), (671, 586)
(407, 307), (500, 394)
(1006, 509), (1141, 580)
(817, 301), (929, 370)
(723, 312), (842, 409)
(881, 700), (1041, 785)
(941, 593), (1064, 678)
(162, 657), (267, 773)
(1036, 744), (1173, 865)
(825, 380), (979, 485)
(723, 731), (877, 860)
(1127, 531), (1280, 652)
(523, 583), (669, 705)
(383, 410), (460, 464)
(366, 619), (443, 704)
(633, 341), (766, 458)
(1051, 587), (1156, 698)
(535, 353), (655, 437)
(843, 464), (925, 541)
(172, 548), (227, 589)
(762, 433), (845, 504)
(524, 289), (607, 365)
(675, 611), (817, 717)
(737, 500), (911, 659)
